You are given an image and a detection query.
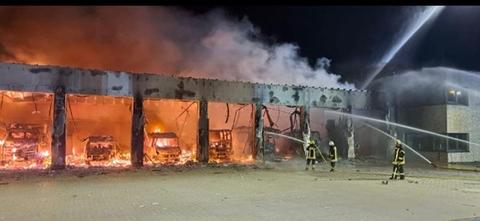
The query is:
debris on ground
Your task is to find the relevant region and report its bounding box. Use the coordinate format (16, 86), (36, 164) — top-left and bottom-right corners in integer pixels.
(382, 180), (388, 185)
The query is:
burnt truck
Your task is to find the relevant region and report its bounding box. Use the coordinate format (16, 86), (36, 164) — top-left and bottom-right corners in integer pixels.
(146, 132), (182, 163)
(83, 135), (118, 162)
(0, 123), (48, 164)
(208, 129), (233, 162)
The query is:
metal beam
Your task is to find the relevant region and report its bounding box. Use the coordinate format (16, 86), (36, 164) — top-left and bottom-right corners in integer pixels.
(131, 93), (144, 168)
(0, 63), (368, 109)
(51, 86), (66, 169)
(254, 103), (264, 161)
(198, 99), (209, 163)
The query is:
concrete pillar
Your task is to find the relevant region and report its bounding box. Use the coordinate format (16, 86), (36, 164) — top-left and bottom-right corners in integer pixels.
(300, 106), (310, 154)
(254, 102), (264, 161)
(345, 106), (355, 159)
(198, 99), (209, 163)
(51, 86), (66, 169)
(131, 94), (144, 168)
(346, 117), (355, 159)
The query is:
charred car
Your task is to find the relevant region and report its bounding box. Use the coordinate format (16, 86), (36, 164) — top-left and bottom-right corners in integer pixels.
(146, 132), (182, 163)
(83, 135), (118, 162)
(0, 123), (47, 164)
(209, 129), (233, 162)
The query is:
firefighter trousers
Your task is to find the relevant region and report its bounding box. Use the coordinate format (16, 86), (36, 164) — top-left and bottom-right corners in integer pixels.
(391, 165), (405, 179)
(305, 159), (316, 170)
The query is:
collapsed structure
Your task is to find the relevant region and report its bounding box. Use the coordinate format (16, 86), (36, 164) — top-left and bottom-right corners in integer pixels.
(0, 62), (369, 170)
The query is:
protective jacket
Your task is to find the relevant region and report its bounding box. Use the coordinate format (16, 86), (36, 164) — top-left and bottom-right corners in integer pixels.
(306, 144), (316, 160)
(329, 145), (337, 162)
(392, 146), (405, 165)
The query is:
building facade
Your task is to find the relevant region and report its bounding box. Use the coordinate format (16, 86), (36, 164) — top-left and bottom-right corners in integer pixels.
(371, 68), (480, 163)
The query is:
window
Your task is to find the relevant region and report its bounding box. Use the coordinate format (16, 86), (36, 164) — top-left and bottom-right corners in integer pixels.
(447, 133), (469, 152)
(405, 133), (469, 152)
(405, 133), (446, 152)
(447, 89), (468, 106)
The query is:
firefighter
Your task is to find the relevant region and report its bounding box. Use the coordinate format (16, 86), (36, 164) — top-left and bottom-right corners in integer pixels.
(390, 139), (406, 180)
(305, 139), (317, 171)
(328, 140), (338, 172)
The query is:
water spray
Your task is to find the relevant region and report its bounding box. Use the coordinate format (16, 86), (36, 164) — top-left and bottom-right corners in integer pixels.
(324, 110), (480, 147)
(361, 6), (445, 89)
(362, 123), (435, 166)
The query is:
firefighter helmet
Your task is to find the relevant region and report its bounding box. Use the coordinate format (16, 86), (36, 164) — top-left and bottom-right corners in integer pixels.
(329, 141), (335, 146)
(395, 139), (402, 146)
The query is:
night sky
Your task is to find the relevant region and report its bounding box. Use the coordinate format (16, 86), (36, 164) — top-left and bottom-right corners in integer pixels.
(184, 6), (480, 85)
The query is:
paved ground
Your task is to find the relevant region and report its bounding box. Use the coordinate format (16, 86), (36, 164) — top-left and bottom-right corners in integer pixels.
(0, 160), (479, 221)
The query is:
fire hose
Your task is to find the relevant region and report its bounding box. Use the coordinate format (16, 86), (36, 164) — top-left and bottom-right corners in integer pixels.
(263, 131), (328, 163)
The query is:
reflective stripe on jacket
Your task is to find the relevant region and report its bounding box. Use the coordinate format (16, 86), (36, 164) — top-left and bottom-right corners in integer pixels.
(329, 145), (337, 162)
(306, 144), (316, 160)
(392, 148), (405, 165)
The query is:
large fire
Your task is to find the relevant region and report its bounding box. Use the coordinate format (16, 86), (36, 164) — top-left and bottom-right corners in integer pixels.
(143, 99), (198, 166)
(0, 91), (53, 170)
(207, 103), (255, 164)
(0, 91), (257, 171)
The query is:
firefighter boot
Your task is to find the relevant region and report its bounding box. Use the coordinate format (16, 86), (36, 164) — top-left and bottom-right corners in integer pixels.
(400, 175), (405, 180)
(330, 168), (334, 172)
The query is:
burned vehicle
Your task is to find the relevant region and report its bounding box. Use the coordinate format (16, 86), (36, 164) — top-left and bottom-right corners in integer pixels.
(0, 123), (48, 164)
(263, 127), (282, 161)
(209, 129), (233, 162)
(146, 132), (182, 163)
(83, 135), (118, 162)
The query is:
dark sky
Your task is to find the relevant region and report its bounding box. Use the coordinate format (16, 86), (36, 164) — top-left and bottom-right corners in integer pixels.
(183, 6), (480, 86)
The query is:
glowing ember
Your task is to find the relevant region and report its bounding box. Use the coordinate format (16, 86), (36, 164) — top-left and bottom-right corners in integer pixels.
(66, 153), (131, 168)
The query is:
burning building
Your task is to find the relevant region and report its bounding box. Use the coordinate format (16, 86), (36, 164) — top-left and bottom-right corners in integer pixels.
(0, 62), (368, 170)
(0, 91), (52, 169)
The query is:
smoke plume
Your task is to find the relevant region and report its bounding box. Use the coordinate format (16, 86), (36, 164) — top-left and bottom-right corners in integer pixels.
(0, 6), (355, 89)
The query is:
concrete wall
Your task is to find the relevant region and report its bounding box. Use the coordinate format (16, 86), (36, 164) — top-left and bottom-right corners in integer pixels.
(396, 105), (448, 164)
(446, 105), (480, 162)
(397, 105), (447, 134)
(394, 104), (480, 163)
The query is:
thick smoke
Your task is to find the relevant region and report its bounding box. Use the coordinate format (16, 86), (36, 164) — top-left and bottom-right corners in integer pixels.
(0, 6), (354, 89)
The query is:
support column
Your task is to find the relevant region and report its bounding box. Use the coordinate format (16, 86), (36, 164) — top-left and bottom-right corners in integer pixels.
(51, 86), (66, 169)
(346, 117), (355, 159)
(254, 102), (264, 161)
(198, 99), (209, 163)
(345, 105), (355, 159)
(131, 94), (144, 168)
(300, 105), (310, 154)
